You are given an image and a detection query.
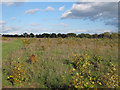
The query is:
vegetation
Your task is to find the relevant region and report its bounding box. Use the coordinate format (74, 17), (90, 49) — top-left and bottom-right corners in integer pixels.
(2, 32), (119, 39)
(1, 34), (119, 88)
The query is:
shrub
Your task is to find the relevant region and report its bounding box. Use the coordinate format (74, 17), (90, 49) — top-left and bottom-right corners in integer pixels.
(7, 58), (27, 86)
(21, 38), (31, 48)
(2, 37), (7, 40)
(69, 53), (119, 88)
(30, 54), (37, 64)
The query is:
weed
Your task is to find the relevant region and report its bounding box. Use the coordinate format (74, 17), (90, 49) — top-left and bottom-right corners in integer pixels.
(7, 58), (27, 86)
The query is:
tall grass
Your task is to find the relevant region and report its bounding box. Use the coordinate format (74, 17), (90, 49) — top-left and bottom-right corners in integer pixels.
(2, 37), (119, 88)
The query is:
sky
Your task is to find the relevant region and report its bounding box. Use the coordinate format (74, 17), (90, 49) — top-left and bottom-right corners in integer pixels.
(0, 1), (118, 35)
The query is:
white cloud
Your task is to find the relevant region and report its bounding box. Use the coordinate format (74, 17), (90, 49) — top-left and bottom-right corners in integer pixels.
(87, 29), (117, 34)
(3, 0), (28, 6)
(61, 2), (118, 27)
(45, 6), (54, 11)
(25, 8), (40, 14)
(2, 26), (17, 32)
(54, 23), (68, 27)
(59, 6), (64, 11)
(69, 29), (87, 33)
(0, 21), (7, 24)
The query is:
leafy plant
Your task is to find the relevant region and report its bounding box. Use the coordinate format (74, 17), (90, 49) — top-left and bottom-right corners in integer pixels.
(7, 58), (27, 86)
(69, 53), (119, 88)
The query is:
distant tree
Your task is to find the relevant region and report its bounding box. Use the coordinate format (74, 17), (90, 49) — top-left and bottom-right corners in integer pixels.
(23, 32), (29, 37)
(67, 33), (76, 37)
(50, 33), (56, 38)
(110, 33), (118, 39)
(79, 33), (85, 38)
(103, 32), (111, 38)
(84, 33), (92, 38)
(36, 34), (39, 38)
(92, 34), (98, 38)
(30, 33), (34, 38)
(57, 33), (62, 38)
(61, 34), (67, 38)
(14, 34), (18, 37)
(42, 33), (50, 38)
(39, 34), (43, 38)
(98, 33), (104, 38)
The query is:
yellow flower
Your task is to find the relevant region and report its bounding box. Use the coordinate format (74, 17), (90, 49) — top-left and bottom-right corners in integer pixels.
(97, 81), (99, 83)
(99, 82), (102, 85)
(75, 85), (78, 88)
(73, 68), (75, 71)
(92, 82), (95, 84)
(76, 79), (78, 81)
(10, 75), (13, 77)
(80, 76), (83, 78)
(76, 73), (79, 75)
(88, 70), (91, 73)
(90, 77), (92, 80)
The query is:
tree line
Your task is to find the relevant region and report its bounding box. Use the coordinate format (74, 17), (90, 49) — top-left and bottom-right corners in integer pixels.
(1, 32), (119, 39)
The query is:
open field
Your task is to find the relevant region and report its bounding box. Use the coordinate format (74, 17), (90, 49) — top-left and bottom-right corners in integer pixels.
(2, 37), (119, 88)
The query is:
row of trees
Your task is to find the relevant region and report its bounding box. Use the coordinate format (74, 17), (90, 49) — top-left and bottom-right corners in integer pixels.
(1, 32), (119, 39)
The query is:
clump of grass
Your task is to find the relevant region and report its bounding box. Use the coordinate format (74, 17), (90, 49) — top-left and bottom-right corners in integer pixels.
(2, 37), (7, 40)
(57, 37), (63, 44)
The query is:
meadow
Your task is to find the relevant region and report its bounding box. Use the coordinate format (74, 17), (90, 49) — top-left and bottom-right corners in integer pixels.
(1, 37), (119, 88)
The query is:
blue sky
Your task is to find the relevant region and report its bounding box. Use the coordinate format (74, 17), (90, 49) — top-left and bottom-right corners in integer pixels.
(1, 2), (118, 34)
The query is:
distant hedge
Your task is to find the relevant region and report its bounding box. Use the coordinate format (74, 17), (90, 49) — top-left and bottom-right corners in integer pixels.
(1, 32), (119, 39)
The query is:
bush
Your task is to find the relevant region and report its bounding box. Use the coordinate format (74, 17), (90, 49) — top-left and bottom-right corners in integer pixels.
(2, 37), (7, 40)
(7, 58), (27, 86)
(69, 53), (119, 88)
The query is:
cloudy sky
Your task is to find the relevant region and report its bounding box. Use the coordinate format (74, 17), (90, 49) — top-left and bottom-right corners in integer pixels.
(0, 2), (118, 34)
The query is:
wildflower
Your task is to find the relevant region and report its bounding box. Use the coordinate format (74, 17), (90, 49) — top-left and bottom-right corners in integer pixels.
(73, 68), (75, 71)
(76, 73), (79, 76)
(89, 77), (92, 81)
(92, 82), (95, 84)
(76, 79), (78, 81)
(97, 81), (99, 83)
(80, 76), (83, 78)
(99, 82), (102, 85)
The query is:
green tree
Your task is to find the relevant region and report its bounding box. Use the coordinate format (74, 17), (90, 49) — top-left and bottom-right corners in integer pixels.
(103, 32), (111, 38)
(30, 33), (34, 38)
(67, 33), (76, 37)
(110, 33), (118, 39)
(23, 32), (29, 37)
(92, 34), (98, 38)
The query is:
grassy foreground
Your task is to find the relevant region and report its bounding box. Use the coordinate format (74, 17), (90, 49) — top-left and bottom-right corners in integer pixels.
(2, 37), (119, 88)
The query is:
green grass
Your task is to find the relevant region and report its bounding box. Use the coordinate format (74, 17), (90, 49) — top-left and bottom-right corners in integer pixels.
(2, 38), (119, 88)
(2, 39), (22, 60)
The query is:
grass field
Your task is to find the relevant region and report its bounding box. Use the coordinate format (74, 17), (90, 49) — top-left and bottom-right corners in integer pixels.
(2, 37), (119, 88)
